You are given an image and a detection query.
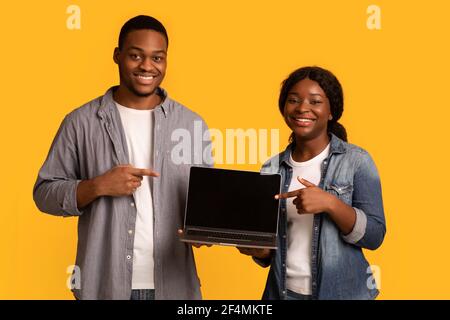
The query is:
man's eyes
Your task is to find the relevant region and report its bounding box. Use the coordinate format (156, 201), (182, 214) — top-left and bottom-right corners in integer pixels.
(129, 54), (164, 62)
(152, 56), (165, 62)
(129, 54), (141, 60)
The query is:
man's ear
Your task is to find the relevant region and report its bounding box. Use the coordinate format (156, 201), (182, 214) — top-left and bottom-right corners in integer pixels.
(113, 47), (120, 64)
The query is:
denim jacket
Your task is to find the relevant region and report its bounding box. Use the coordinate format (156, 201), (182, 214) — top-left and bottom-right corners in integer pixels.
(259, 134), (386, 300)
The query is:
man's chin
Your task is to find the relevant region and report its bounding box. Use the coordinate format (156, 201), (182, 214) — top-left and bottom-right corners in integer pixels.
(130, 86), (157, 98)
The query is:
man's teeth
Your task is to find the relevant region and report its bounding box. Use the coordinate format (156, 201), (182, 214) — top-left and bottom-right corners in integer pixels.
(138, 75), (154, 80)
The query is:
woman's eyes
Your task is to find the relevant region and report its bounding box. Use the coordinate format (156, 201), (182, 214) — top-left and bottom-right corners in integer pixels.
(287, 98), (322, 105)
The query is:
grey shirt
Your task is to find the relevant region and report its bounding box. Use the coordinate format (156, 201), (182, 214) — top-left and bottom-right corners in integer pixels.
(33, 87), (212, 300)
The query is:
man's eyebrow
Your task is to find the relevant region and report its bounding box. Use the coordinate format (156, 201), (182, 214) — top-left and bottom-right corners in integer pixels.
(127, 46), (167, 54)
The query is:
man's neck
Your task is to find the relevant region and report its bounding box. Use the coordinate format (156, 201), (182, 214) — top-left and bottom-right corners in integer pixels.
(113, 86), (162, 110)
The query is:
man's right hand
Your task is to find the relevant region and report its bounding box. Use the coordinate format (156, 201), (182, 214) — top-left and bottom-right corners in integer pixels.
(94, 164), (159, 197)
(77, 165), (159, 209)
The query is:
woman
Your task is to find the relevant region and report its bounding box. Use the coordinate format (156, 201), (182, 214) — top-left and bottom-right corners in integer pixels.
(238, 66), (386, 300)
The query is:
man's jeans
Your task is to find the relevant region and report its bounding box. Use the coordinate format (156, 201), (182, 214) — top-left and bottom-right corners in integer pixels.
(130, 289), (155, 300)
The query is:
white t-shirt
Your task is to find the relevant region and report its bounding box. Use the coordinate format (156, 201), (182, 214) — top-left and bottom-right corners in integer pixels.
(286, 143), (330, 295)
(116, 102), (155, 289)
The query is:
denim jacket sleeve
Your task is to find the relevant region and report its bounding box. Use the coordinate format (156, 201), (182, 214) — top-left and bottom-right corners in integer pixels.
(33, 114), (83, 217)
(349, 151), (386, 250)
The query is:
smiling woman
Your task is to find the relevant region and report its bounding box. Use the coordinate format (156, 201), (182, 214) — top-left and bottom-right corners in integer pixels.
(237, 66), (386, 300)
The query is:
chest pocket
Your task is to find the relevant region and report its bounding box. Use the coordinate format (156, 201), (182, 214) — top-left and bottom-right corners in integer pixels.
(325, 184), (353, 205)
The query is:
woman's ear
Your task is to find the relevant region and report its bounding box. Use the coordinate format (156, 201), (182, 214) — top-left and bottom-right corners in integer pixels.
(329, 114), (333, 121)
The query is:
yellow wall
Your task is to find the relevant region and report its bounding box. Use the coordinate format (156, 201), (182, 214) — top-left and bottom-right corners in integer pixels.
(1, 0), (449, 299)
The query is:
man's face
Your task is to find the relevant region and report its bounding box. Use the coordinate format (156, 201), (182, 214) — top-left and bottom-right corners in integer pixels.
(114, 29), (167, 97)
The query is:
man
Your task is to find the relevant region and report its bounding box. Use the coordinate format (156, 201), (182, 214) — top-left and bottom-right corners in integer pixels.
(33, 15), (212, 300)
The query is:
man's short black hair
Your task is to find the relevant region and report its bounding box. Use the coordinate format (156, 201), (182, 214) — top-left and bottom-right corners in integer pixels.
(118, 15), (168, 50)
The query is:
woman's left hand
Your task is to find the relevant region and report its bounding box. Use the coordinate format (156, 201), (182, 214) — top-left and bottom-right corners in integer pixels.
(275, 177), (335, 214)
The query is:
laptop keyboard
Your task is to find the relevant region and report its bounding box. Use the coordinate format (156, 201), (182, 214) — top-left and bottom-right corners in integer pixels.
(186, 229), (273, 242)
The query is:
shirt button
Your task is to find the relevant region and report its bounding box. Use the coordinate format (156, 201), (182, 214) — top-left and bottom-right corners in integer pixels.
(285, 184), (289, 187)
(282, 290), (286, 295)
(130, 202), (135, 207)
(126, 255), (131, 260)
(128, 230), (133, 234)
(282, 263), (286, 267)
(281, 208), (286, 211)
(283, 235), (286, 239)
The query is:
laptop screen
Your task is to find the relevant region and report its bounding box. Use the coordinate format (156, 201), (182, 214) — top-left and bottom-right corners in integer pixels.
(185, 167), (281, 234)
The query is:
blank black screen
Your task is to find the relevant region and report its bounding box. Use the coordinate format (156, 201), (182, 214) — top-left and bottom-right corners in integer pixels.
(185, 167), (281, 233)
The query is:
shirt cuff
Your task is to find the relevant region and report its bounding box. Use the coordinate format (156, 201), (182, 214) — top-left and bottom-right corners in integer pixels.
(62, 180), (84, 217)
(341, 207), (367, 244)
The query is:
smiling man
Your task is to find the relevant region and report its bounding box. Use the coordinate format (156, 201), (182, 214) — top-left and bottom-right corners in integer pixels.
(33, 15), (212, 300)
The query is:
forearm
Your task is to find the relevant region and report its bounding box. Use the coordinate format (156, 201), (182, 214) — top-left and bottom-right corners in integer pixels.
(326, 196), (357, 235)
(76, 177), (102, 209)
(34, 179), (83, 216)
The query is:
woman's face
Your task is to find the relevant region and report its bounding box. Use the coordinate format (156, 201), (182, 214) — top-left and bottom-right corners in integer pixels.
(283, 78), (332, 142)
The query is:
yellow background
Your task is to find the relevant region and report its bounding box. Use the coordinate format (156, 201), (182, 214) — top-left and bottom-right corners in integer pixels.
(0, 0), (449, 299)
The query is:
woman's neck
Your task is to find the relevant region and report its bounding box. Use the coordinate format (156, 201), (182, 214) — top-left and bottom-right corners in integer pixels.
(292, 133), (330, 162)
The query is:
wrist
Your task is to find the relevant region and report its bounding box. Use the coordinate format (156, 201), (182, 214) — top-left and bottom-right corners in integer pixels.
(326, 193), (339, 216)
(91, 176), (105, 197)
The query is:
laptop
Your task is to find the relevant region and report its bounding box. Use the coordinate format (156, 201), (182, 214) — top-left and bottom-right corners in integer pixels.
(180, 166), (281, 249)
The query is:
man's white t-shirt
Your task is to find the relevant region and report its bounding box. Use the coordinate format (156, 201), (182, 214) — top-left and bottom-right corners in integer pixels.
(116, 102), (155, 289)
(286, 143), (330, 295)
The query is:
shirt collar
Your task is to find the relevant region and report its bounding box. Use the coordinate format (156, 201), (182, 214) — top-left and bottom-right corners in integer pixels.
(98, 86), (169, 119)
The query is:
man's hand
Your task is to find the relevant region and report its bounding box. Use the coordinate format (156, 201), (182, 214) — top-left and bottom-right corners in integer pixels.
(177, 229), (212, 248)
(95, 164), (159, 197)
(76, 165), (159, 209)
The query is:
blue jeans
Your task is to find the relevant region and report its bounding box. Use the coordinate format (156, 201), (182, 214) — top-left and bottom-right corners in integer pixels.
(130, 289), (155, 300)
(286, 289), (312, 300)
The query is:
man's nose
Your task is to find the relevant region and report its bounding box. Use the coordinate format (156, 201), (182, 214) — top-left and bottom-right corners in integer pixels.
(139, 57), (154, 71)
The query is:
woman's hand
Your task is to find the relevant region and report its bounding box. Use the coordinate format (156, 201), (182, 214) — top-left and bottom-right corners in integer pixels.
(275, 176), (356, 235)
(275, 177), (334, 214)
(237, 247), (271, 259)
